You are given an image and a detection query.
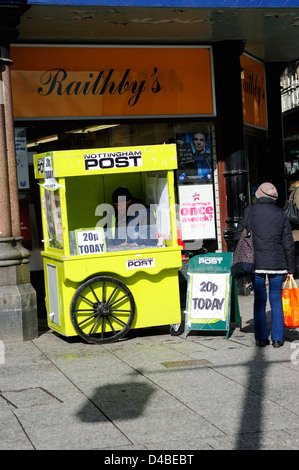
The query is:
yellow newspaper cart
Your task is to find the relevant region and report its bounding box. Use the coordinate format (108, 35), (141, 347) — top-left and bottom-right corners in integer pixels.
(33, 144), (182, 343)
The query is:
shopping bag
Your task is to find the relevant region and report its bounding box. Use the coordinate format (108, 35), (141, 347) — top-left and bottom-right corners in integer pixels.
(231, 228), (254, 279)
(282, 275), (299, 328)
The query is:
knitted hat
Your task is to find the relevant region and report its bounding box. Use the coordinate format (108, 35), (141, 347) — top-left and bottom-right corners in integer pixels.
(255, 182), (278, 200)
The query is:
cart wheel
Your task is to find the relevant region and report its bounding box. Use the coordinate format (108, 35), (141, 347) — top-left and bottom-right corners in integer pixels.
(170, 323), (184, 336)
(70, 276), (135, 344)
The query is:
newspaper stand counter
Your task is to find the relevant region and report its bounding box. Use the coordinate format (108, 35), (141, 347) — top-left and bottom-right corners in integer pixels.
(33, 144), (182, 344)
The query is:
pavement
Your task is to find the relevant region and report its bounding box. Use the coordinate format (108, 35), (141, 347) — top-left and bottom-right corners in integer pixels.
(2, 286), (299, 452)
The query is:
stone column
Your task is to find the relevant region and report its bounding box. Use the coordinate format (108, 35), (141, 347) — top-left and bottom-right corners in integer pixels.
(2, 58), (30, 262)
(0, 4), (37, 341)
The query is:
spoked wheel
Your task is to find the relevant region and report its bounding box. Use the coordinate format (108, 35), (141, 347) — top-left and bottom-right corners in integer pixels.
(70, 276), (135, 344)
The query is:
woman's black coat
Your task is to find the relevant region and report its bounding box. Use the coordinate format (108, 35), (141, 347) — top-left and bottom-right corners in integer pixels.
(235, 197), (295, 273)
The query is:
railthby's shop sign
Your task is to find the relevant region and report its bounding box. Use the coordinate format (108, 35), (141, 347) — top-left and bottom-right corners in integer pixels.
(11, 46), (215, 118)
(241, 53), (267, 129)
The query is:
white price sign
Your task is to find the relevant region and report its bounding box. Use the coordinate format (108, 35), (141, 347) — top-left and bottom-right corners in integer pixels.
(76, 229), (106, 255)
(188, 272), (230, 322)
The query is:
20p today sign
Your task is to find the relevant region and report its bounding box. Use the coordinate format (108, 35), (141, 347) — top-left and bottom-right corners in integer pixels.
(184, 252), (240, 339)
(75, 228), (106, 255)
(187, 272), (230, 323)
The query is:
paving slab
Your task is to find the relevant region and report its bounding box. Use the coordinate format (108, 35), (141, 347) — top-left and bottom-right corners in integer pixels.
(1, 292), (299, 450)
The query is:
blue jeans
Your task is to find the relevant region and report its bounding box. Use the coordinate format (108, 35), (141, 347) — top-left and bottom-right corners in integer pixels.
(252, 273), (285, 342)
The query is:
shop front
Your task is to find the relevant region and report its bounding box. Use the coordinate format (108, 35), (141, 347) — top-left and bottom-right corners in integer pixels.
(11, 44), (224, 272)
(10, 42), (276, 306)
(0, 0), (294, 341)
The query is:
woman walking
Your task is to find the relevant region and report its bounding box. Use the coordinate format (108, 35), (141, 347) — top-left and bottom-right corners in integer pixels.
(236, 183), (295, 348)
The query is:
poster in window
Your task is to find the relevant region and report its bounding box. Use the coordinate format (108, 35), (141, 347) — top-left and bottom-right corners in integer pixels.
(176, 131), (212, 184)
(15, 136), (30, 189)
(178, 184), (216, 240)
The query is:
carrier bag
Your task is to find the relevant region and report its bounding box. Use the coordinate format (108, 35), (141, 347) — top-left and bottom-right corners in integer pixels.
(282, 275), (299, 328)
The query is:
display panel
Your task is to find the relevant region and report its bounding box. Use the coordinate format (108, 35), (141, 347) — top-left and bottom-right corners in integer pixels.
(43, 189), (63, 249)
(176, 130), (213, 184)
(68, 171), (172, 253)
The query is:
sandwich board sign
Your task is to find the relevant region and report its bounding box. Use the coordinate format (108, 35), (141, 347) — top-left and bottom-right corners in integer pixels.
(184, 253), (240, 339)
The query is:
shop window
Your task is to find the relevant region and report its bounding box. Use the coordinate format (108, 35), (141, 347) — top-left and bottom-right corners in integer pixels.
(26, 119), (220, 255)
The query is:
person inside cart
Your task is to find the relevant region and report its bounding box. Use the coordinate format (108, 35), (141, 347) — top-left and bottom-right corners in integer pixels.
(108, 187), (157, 247)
